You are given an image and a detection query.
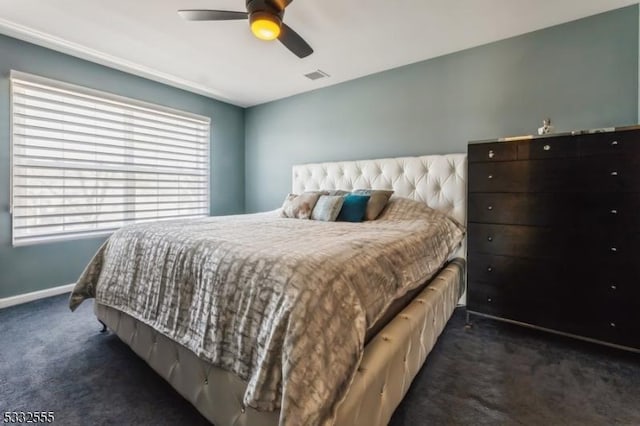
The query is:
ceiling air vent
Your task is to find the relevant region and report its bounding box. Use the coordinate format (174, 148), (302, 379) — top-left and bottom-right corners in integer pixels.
(304, 70), (330, 80)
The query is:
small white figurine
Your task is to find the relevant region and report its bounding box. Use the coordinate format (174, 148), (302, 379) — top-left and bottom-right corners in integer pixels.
(538, 118), (554, 135)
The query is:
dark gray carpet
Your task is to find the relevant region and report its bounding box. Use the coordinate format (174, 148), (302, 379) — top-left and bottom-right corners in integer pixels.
(1, 295), (638, 425)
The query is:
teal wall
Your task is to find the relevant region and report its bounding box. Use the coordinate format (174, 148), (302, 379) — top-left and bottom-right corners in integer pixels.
(245, 5), (639, 212)
(0, 34), (245, 299)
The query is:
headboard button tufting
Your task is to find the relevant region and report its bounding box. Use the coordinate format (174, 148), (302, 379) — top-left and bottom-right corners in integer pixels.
(292, 154), (467, 225)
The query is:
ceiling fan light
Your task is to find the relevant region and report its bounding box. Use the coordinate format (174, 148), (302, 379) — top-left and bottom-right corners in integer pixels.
(250, 13), (281, 41)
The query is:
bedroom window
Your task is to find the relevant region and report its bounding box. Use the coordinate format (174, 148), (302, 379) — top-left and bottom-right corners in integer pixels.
(9, 71), (210, 246)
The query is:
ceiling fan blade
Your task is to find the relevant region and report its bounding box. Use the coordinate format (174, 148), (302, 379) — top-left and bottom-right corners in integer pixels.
(178, 10), (248, 21)
(278, 23), (313, 58)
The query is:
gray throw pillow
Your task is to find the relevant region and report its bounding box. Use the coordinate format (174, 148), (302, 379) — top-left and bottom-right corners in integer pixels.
(281, 192), (321, 219)
(351, 189), (394, 220)
(311, 195), (345, 222)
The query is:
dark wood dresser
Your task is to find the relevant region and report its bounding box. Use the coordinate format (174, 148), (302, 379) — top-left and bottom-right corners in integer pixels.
(467, 127), (640, 351)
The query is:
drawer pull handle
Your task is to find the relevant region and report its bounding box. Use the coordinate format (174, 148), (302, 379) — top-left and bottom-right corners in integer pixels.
(487, 297), (493, 303)
(488, 174), (493, 179)
(610, 247), (617, 252)
(543, 144), (551, 151)
(610, 285), (617, 290)
(487, 236), (493, 242)
(610, 171), (618, 176)
(610, 209), (618, 215)
(487, 205), (493, 211)
(610, 322), (616, 328)
(611, 140), (619, 146)
(487, 267), (493, 272)
(488, 150), (495, 159)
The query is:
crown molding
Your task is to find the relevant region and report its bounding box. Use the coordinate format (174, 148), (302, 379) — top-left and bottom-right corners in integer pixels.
(0, 18), (242, 107)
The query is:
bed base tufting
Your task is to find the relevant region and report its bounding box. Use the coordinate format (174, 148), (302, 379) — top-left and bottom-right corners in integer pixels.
(96, 259), (464, 426)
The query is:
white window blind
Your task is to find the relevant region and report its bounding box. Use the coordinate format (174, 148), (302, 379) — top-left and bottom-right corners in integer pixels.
(10, 71), (211, 246)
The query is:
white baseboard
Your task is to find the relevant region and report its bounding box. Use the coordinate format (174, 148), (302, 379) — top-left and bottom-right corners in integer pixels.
(0, 283), (75, 309)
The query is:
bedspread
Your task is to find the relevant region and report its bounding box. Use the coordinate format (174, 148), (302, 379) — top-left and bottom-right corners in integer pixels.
(69, 197), (464, 425)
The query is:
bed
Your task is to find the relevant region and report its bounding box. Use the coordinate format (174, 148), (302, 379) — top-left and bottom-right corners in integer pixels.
(70, 154), (467, 426)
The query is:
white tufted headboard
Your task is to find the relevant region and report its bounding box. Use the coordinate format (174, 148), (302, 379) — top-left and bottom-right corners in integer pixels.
(292, 154), (467, 225)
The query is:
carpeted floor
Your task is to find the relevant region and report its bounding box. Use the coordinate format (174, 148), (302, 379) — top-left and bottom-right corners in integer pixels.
(1, 294), (638, 425)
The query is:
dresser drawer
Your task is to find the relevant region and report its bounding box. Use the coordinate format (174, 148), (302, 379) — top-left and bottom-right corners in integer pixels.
(579, 130), (640, 157)
(585, 264), (640, 301)
(572, 301), (640, 349)
(468, 226), (639, 262)
(468, 142), (517, 163)
(517, 137), (579, 160)
(468, 223), (574, 259)
(467, 280), (534, 317)
(467, 253), (578, 294)
(581, 156), (640, 192)
(598, 308), (640, 349)
(467, 281), (508, 317)
(582, 193), (640, 230)
(469, 281), (639, 348)
(595, 319), (640, 349)
(469, 253), (640, 304)
(471, 299), (639, 349)
(469, 192), (640, 229)
(467, 280), (575, 329)
(581, 230), (640, 262)
(468, 193), (579, 226)
(468, 160), (581, 193)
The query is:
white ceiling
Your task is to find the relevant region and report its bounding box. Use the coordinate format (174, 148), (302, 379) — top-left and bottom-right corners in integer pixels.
(0, 0), (636, 107)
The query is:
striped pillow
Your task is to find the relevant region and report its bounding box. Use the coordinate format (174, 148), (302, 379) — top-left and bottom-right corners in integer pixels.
(311, 195), (345, 222)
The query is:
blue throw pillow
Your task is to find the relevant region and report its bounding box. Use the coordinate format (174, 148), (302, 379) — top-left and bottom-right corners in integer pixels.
(337, 194), (370, 222)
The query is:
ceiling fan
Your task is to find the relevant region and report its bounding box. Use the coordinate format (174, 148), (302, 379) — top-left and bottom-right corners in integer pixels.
(178, 0), (313, 58)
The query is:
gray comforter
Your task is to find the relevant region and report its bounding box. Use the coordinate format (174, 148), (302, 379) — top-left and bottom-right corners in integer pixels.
(70, 197), (464, 425)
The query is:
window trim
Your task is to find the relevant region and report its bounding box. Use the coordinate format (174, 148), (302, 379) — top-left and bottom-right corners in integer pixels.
(9, 70), (211, 247)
